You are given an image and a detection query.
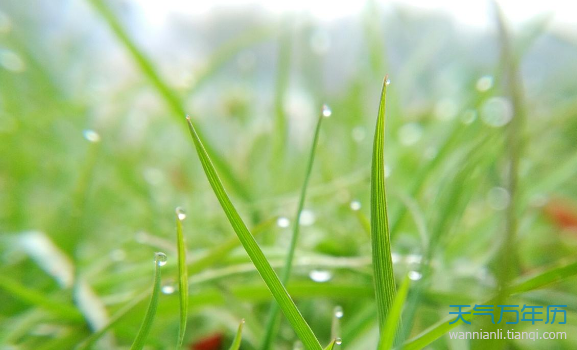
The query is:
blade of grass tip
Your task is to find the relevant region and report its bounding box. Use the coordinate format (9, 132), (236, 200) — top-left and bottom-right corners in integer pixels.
(378, 275), (410, 350)
(323, 339), (337, 350)
(228, 319), (245, 350)
(185, 116), (322, 350)
(371, 76), (397, 336)
(260, 105), (328, 350)
(87, 0), (250, 202)
(175, 208), (189, 349)
(130, 252), (165, 350)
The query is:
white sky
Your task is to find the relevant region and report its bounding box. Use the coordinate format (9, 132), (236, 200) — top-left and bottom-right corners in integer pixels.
(134, 0), (577, 30)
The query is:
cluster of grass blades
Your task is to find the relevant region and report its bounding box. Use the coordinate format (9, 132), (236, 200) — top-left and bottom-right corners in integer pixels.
(183, 77), (399, 350)
(66, 73), (577, 350)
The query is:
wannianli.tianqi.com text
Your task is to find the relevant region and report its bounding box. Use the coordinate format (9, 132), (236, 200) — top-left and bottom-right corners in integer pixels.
(448, 330), (567, 341)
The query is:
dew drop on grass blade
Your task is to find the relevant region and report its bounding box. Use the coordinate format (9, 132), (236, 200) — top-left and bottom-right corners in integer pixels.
(370, 76), (397, 338)
(130, 252), (164, 350)
(175, 207), (188, 349)
(185, 116), (322, 350)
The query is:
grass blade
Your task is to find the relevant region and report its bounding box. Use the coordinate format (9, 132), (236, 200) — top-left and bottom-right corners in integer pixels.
(185, 116), (322, 350)
(130, 253), (164, 350)
(0, 277), (83, 321)
(378, 275), (410, 350)
(175, 208), (189, 349)
(261, 107), (327, 349)
(370, 77), (397, 335)
(228, 319), (245, 350)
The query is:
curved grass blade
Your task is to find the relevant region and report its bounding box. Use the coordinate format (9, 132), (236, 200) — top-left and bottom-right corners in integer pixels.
(175, 209), (189, 349)
(228, 319), (245, 350)
(370, 77), (397, 335)
(185, 116), (322, 350)
(378, 275), (410, 350)
(130, 252), (164, 350)
(261, 107), (327, 350)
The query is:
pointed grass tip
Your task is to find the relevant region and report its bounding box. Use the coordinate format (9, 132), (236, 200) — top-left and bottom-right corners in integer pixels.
(384, 75), (390, 86)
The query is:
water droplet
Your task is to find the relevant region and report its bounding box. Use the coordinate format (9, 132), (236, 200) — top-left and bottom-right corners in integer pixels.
(408, 271), (422, 280)
(351, 126), (366, 142)
(161, 284), (175, 294)
(0, 50), (25, 72)
(398, 123), (423, 146)
(335, 337), (343, 345)
(391, 253), (401, 264)
(350, 200), (361, 211)
(481, 97), (513, 127)
(334, 306), (344, 318)
(322, 104), (332, 118)
(277, 217), (290, 228)
(155, 252), (167, 266)
(476, 75), (493, 92)
(176, 207), (186, 220)
(486, 187), (510, 210)
(309, 269), (332, 283)
(299, 210), (315, 226)
(83, 129), (101, 143)
(385, 77), (391, 86)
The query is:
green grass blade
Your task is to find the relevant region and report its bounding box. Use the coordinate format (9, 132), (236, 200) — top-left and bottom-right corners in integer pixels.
(175, 208), (189, 349)
(323, 339), (337, 350)
(260, 107), (327, 350)
(130, 253), (164, 350)
(0, 277), (83, 321)
(370, 77), (396, 335)
(185, 116), (322, 350)
(378, 275), (410, 350)
(228, 319), (245, 350)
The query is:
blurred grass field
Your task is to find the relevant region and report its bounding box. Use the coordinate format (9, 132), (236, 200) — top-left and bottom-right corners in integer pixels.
(1, 0), (577, 349)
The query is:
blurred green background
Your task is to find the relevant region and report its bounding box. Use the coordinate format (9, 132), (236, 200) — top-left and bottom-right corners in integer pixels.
(1, 0), (577, 349)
